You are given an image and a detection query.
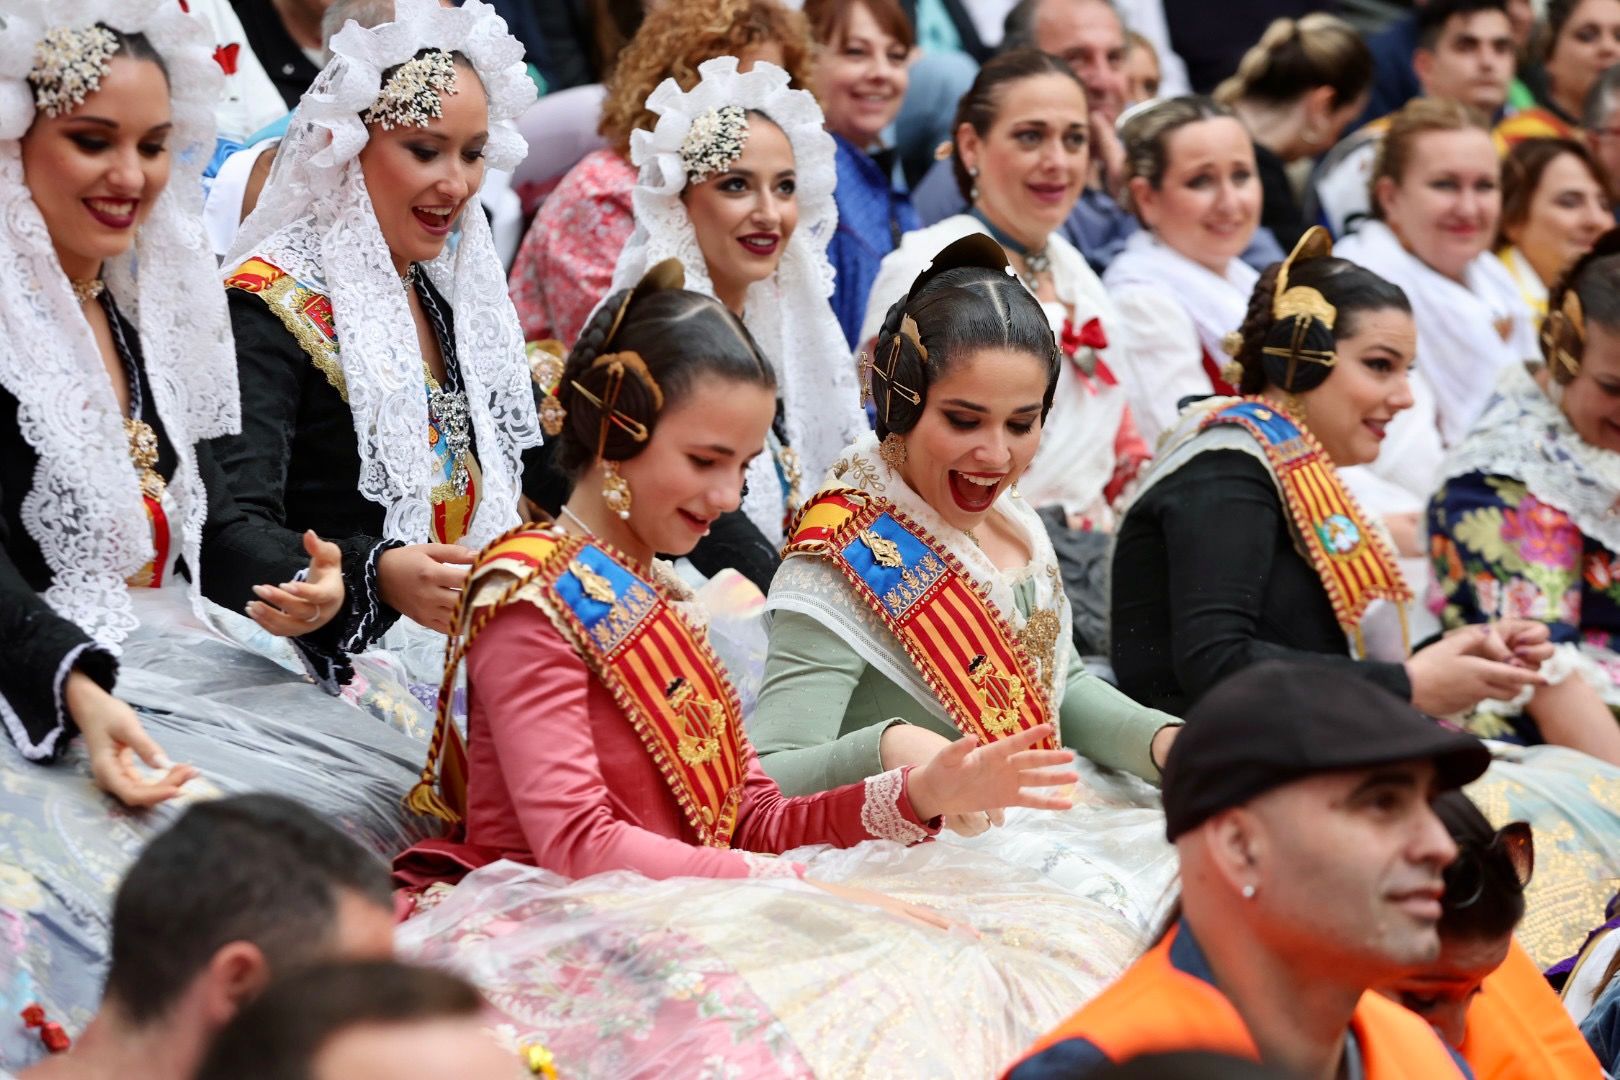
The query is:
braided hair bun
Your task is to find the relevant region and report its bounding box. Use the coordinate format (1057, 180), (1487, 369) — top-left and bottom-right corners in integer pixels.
(870, 233), (1060, 438)
(554, 260), (776, 476)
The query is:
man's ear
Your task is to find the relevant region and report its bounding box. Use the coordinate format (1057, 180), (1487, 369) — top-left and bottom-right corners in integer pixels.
(196, 940), (271, 1028)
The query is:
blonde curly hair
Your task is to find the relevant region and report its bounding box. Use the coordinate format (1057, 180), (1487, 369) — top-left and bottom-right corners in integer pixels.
(598, 0), (814, 154)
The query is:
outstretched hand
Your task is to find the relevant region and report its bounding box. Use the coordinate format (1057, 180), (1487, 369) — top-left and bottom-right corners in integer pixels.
(66, 671), (197, 807)
(247, 530), (345, 637)
(905, 723), (1079, 824)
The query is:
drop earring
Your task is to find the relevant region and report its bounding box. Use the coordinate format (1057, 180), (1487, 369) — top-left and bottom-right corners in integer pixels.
(968, 165), (980, 205)
(601, 461), (632, 520)
(878, 432), (908, 471)
(1281, 391), (1306, 426)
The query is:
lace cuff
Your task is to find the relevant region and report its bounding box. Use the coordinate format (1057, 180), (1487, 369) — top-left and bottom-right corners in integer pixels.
(860, 767), (935, 845)
(340, 539), (404, 653)
(1475, 642), (1584, 718)
(0, 642), (110, 763)
(741, 852), (805, 879)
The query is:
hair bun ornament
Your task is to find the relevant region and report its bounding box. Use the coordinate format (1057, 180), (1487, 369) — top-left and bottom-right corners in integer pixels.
(1542, 226), (1620, 382)
(1260, 226), (1339, 394)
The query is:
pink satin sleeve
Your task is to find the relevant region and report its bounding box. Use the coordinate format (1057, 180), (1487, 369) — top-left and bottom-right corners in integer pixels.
(471, 601), (774, 880)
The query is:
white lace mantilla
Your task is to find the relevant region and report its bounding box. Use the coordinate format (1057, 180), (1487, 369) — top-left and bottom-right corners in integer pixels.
(860, 767), (931, 844)
(1442, 363), (1620, 555)
(766, 432), (1074, 722)
(0, 0), (234, 649)
(606, 56), (866, 544)
(223, 0), (539, 549)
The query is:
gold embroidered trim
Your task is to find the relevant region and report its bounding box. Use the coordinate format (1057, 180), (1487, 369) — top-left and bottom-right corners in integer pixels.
(259, 275), (348, 401)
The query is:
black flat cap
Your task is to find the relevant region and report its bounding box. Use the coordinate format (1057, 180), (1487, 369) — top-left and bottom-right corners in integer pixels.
(1161, 659), (1492, 841)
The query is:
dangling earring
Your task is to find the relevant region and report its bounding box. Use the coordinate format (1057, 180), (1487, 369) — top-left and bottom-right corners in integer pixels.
(878, 432), (908, 471)
(1281, 391), (1306, 426)
(601, 461), (632, 520)
(968, 165), (980, 205)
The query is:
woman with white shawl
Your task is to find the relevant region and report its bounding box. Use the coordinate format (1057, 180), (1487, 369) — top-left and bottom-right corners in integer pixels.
(0, 3), (434, 1062)
(215, 0), (542, 689)
(1335, 97), (1537, 639)
(859, 49), (1150, 655)
(1101, 95), (1262, 445)
(591, 55), (867, 586)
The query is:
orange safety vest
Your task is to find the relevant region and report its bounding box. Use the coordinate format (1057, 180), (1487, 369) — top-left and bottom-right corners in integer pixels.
(1460, 939), (1603, 1080)
(1005, 923), (1470, 1079)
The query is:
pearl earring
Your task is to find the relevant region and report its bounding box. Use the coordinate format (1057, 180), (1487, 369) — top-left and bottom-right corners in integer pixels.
(1241, 883), (1257, 900)
(969, 164), (980, 204)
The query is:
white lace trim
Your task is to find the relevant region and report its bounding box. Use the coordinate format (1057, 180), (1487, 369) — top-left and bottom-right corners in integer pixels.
(766, 432), (1073, 716)
(860, 767), (930, 844)
(1441, 363), (1620, 555)
(741, 851), (804, 879)
(0, 640), (101, 761)
(606, 56), (865, 542)
(223, 0), (539, 549)
(0, 0), (234, 650)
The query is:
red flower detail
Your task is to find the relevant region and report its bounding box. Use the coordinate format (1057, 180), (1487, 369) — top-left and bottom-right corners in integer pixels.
(40, 1022), (70, 1053)
(213, 43), (240, 76)
(1501, 495), (1580, 569)
(20, 1004), (45, 1028)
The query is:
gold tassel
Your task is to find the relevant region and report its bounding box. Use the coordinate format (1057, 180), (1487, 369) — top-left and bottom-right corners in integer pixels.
(404, 775), (460, 824)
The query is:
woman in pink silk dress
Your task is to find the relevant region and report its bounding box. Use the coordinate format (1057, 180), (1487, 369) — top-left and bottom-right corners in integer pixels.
(392, 267), (1152, 1079)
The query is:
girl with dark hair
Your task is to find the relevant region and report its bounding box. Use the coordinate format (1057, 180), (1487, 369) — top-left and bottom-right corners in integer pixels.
(1112, 227), (1552, 718)
(759, 235), (1180, 855)
(1381, 793), (1601, 1078)
(1496, 0), (1620, 149)
(860, 49), (1151, 653)
(1428, 230), (1620, 762)
(392, 264), (1146, 1079)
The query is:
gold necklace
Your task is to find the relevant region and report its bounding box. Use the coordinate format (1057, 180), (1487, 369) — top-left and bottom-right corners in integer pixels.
(71, 277), (105, 304)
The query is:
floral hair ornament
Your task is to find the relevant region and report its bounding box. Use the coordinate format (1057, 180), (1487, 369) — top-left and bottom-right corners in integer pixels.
(680, 103), (750, 185)
(361, 48), (457, 130)
(27, 22), (119, 117)
(1259, 225), (1339, 394)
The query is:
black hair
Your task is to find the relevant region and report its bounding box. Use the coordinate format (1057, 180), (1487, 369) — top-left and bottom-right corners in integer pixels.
(1230, 255), (1412, 395)
(554, 282), (777, 477)
(1545, 229), (1620, 383)
(950, 48), (1087, 202)
(104, 795), (393, 1026)
(1433, 791), (1527, 943)
(194, 961), (483, 1080)
(1417, 0), (1511, 52)
(870, 234), (1060, 438)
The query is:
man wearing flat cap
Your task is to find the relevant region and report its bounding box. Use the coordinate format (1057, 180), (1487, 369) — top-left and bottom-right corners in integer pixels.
(1005, 659), (1488, 1080)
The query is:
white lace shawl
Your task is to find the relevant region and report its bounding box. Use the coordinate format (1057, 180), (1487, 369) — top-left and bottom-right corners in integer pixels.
(765, 431), (1074, 723)
(222, 0), (539, 548)
(1442, 362), (1620, 554)
(0, 0), (235, 649)
(606, 57), (867, 545)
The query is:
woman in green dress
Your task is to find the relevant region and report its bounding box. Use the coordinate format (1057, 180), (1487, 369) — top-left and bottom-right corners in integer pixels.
(754, 235), (1179, 862)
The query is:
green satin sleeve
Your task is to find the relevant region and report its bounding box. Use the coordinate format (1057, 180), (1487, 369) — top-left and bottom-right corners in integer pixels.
(1057, 641), (1180, 784)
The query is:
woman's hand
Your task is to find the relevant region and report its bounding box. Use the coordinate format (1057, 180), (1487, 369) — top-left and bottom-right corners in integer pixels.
(905, 723), (1079, 823)
(247, 530), (344, 637)
(1406, 624), (1546, 716)
(377, 543), (475, 633)
(1489, 617), (1553, 667)
(64, 671), (197, 807)
(806, 879), (970, 935)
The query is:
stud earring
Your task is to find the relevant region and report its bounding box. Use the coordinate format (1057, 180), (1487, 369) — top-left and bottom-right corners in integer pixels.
(1241, 883), (1257, 900)
(601, 461), (632, 520)
(878, 432), (908, 471)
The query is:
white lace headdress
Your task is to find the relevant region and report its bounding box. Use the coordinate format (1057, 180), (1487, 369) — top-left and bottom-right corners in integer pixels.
(224, 0), (539, 549)
(609, 56), (866, 543)
(0, 0), (234, 649)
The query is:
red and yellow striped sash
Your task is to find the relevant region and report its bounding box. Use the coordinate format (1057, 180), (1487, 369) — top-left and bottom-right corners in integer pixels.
(407, 526), (745, 847)
(1202, 399), (1411, 647)
(785, 491), (1057, 749)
